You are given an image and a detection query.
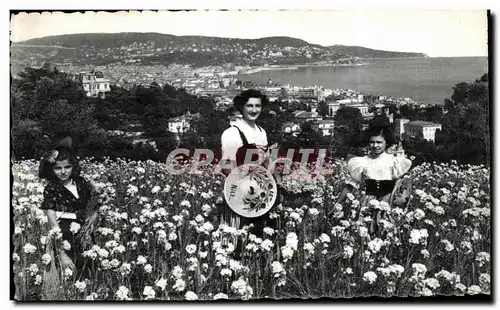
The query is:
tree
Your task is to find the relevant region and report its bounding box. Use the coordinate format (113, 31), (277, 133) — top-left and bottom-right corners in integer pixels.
(439, 73), (489, 164)
(318, 100), (329, 117)
(334, 107), (364, 146)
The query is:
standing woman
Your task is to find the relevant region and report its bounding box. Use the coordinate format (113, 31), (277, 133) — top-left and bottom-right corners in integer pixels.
(334, 125), (413, 234)
(39, 138), (99, 280)
(219, 89), (276, 243)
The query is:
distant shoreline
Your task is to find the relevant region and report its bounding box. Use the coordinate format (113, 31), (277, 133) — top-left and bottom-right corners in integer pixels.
(237, 62), (370, 75)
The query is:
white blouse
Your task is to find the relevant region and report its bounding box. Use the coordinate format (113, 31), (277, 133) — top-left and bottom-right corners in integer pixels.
(347, 152), (412, 186)
(221, 119), (268, 162)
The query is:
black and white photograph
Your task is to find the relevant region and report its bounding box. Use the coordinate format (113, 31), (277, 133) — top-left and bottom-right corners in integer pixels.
(8, 6), (492, 302)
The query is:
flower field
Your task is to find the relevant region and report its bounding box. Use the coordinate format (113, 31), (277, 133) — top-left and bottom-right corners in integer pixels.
(12, 158), (491, 300)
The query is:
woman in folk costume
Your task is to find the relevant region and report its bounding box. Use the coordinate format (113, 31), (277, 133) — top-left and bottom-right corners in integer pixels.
(333, 125), (413, 235)
(219, 89), (278, 251)
(39, 137), (99, 281)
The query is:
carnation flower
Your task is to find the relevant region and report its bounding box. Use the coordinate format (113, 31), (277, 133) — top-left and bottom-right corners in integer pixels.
(143, 286), (156, 299)
(155, 277), (167, 291)
(69, 222), (81, 234)
(213, 293), (229, 300)
(173, 279), (186, 292)
(363, 271), (377, 284)
(75, 281), (87, 293)
(185, 291), (198, 300)
(41, 254), (52, 265)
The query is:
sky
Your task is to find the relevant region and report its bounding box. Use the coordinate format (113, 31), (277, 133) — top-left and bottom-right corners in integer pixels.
(9, 9), (488, 57)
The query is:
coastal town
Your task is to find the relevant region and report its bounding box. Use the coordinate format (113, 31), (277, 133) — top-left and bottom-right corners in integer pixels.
(62, 63), (443, 147)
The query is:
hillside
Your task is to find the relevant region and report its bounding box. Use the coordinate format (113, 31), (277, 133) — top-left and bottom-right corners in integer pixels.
(11, 33), (427, 68)
(328, 44), (429, 59)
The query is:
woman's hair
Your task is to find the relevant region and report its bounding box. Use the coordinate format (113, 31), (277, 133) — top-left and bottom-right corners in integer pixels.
(39, 146), (81, 181)
(233, 89), (267, 113)
(362, 125), (397, 148)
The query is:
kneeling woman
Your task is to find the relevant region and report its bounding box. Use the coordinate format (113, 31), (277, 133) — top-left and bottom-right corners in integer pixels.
(336, 125), (413, 234)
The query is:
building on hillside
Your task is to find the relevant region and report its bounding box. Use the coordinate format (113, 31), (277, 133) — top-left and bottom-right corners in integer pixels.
(282, 122), (301, 136)
(167, 111), (200, 134)
(403, 120), (442, 142)
(327, 102), (370, 117)
(394, 118), (410, 137)
(311, 119), (335, 136)
(72, 70), (111, 98)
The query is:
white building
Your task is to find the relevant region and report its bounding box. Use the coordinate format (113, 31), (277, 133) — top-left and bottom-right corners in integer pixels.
(311, 119), (335, 136)
(73, 71), (111, 98)
(403, 120), (442, 142)
(167, 111), (200, 133)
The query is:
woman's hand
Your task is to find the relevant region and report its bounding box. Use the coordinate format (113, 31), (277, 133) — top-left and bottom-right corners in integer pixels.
(59, 251), (75, 270)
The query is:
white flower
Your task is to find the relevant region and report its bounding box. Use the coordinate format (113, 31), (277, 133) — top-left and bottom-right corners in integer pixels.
(173, 279), (186, 292)
(263, 227), (275, 236)
(23, 243), (37, 254)
(132, 227), (142, 234)
(421, 249), (430, 258)
(467, 285), (482, 295)
(85, 292), (98, 301)
(412, 263), (427, 275)
(136, 255), (147, 265)
(343, 245), (354, 259)
(62, 240), (72, 251)
(155, 277), (167, 291)
(115, 286), (131, 300)
(423, 278), (440, 290)
(220, 268), (232, 277)
(413, 209), (426, 220)
(285, 232), (298, 250)
(455, 283), (467, 293)
(114, 245), (126, 254)
(185, 244), (197, 255)
(271, 261), (285, 277)
(151, 186), (161, 194)
(28, 263), (39, 276)
(41, 254), (52, 265)
(363, 271), (378, 284)
(98, 248), (109, 258)
(359, 227), (368, 238)
(143, 286), (156, 299)
(213, 293), (229, 300)
(144, 264), (153, 273)
(260, 239), (274, 252)
(281, 245), (295, 262)
(319, 233), (330, 243)
(119, 263), (131, 276)
(64, 267), (73, 279)
(34, 274), (42, 285)
(304, 242), (315, 255)
(168, 232), (178, 241)
(75, 281), (87, 293)
(180, 200), (191, 208)
(101, 259), (111, 270)
(69, 222), (81, 234)
(185, 291), (198, 300)
(12, 253), (20, 262)
(367, 238), (384, 254)
(110, 259), (121, 268)
(308, 208), (319, 216)
(172, 265), (183, 279)
(441, 239), (455, 252)
(14, 226), (23, 235)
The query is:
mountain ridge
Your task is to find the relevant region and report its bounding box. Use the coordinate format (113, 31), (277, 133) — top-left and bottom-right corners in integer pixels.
(12, 32), (428, 58)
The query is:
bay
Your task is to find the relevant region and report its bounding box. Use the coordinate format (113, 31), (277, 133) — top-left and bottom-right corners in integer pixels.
(237, 57), (488, 105)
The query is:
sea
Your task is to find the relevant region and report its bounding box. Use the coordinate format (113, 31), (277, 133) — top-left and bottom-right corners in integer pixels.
(237, 57), (488, 105)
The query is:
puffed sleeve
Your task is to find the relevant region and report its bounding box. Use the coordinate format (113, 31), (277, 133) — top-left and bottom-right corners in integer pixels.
(40, 183), (61, 211)
(391, 155), (412, 179)
(347, 156), (367, 185)
(221, 127), (240, 162)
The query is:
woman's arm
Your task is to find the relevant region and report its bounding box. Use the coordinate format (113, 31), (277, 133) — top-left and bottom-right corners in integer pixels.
(45, 209), (75, 269)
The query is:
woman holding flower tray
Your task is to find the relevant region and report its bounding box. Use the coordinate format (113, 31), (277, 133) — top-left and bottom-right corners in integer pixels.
(219, 89), (279, 248)
(332, 125), (413, 235)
